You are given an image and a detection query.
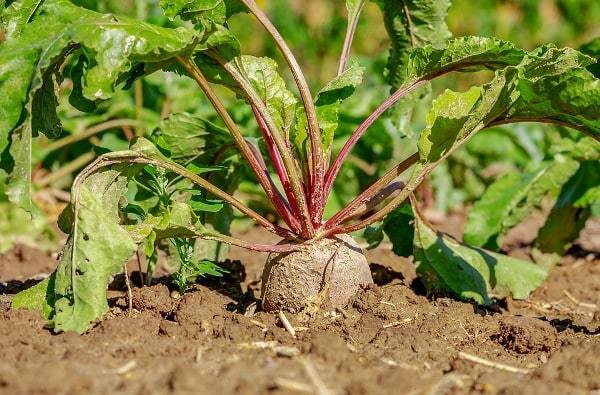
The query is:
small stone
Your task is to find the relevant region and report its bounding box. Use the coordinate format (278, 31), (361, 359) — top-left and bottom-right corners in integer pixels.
(274, 346), (300, 357)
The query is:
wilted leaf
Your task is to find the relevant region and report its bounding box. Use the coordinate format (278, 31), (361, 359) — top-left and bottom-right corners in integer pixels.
(11, 275), (55, 319)
(50, 167), (138, 333)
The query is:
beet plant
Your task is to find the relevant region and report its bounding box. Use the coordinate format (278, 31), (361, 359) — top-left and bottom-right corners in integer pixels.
(3, 0), (600, 333)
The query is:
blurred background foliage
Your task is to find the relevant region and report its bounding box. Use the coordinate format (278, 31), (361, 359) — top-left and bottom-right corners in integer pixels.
(1, 0), (599, 254)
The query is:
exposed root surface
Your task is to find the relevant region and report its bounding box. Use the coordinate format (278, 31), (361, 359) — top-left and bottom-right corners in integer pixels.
(0, 227), (599, 395)
(261, 234), (373, 313)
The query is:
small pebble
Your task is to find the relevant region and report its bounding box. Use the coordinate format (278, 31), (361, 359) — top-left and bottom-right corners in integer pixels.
(274, 346), (300, 358)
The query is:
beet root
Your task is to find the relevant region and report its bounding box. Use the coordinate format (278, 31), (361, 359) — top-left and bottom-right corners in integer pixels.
(261, 234), (373, 313)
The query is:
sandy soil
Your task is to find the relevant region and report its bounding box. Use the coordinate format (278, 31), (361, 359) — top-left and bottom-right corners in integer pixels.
(0, 224), (599, 395)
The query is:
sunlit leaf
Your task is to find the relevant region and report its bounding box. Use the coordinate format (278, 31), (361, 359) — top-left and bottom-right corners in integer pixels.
(0, 0), (197, 210)
(295, 62), (364, 158)
(241, 56), (297, 137)
(413, 208), (547, 304)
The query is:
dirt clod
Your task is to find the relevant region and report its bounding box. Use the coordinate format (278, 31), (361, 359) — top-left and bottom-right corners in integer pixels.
(493, 316), (559, 354)
(131, 283), (174, 316)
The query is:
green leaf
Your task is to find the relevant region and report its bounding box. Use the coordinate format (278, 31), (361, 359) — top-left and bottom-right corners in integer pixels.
(373, 0), (451, 89)
(385, 36), (527, 138)
(295, 62), (364, 158)
(364, 202), (415, 257)
(189, 24), (240, 88)
(153, 112), (230, 162)
(464, 157), (580, 249)
(580, 37), (600, 78)
(190, 196), (224, 213)
(408, 45), (600, 199)
(554, 161), (600, 210)
(241, 55), (297, 137)
(50, 167), (138, 333)
(535, 161), (600, 255)
(373, 0), (450, 138)
(405, 36), (527, 81)
(315, 62), (365, 106)
(1, 0), (45, 38)
(550, 135), (600, 161)
(0, 0), (197, 210)
(413, 210), (547, 304)
(160, 0), (226, 25)
(159, 0), (243, 25)
(536, 206), (590, 255)
(500, 46), (600, 138)
(574, 185), (600, 208)
(11, 274), (56, 319)
(417, 85), (488, 163)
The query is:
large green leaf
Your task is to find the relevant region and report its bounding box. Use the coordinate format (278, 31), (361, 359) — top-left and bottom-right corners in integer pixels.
(464, 157), (580, 250)
(241, 55), (297, 138)
(409, 45), (599, 193)
(373, 0), (451, 89)
(0, 0), (197, 210)
(413, 209), (547, 304)
(384, 46), (600, 276)
(500, 46), (600, 137)
(51, 167), (138, 333)
(404, 36), (526, 81)
(376, 36), (527, 138)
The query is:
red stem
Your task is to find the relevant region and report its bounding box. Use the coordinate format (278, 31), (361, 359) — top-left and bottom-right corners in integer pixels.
(323, 79), (426, 201)
(324, 152), (419, 230)
(240, 0), (324, 230)
(245, 141), (302, 232)
(252, 106), (303, 221)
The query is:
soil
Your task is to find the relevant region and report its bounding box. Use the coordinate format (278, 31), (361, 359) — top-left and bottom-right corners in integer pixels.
(0, 222), (599, 395)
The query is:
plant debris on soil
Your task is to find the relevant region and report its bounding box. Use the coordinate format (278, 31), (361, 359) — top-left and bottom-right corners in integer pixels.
(1, 226), (599, 395)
